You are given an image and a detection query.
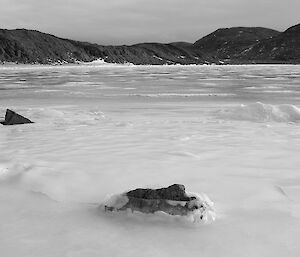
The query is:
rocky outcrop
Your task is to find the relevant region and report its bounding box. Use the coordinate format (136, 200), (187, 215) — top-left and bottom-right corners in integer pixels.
(0, 109), (33, 125)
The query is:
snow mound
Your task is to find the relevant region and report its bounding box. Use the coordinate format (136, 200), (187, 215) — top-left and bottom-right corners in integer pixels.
(219, 102), (300, 122)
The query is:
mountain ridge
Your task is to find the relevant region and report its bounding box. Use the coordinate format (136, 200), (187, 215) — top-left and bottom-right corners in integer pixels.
(0, 23), (299, 65)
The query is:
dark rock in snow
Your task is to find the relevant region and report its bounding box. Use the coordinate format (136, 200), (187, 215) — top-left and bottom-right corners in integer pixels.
(126, 184), (194, 201)
(103, 184), (216, 222)
(0, 109), (33, 125)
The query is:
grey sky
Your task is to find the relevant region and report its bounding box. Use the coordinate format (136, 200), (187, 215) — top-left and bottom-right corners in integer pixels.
(0, 0), (299, 45)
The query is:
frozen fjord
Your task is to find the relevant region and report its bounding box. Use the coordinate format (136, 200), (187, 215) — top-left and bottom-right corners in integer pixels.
(0, 64), (300, 257)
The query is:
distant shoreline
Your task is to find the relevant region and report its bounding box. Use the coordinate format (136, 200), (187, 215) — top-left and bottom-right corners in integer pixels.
(1, 62), (299, 69)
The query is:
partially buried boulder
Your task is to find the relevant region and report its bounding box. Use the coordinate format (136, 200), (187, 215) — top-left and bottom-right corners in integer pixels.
(126, 184), (194, 201)
(103, 184), (216, 223)
(0, 109), (33, 125)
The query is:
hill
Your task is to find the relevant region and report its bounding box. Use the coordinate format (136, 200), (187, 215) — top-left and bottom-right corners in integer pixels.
(239, 23), (300, 63)
(0, 23), (299, 65)
(0, 29), (204, 65)
(0, 29), (94, 63)
(192, 27), (280, 63)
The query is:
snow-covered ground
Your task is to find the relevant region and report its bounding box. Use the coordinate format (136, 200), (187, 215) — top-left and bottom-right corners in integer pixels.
(0, 64), (299, 257)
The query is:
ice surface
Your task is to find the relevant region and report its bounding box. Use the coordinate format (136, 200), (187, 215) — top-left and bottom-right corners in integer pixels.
(0, 64), (300, 257)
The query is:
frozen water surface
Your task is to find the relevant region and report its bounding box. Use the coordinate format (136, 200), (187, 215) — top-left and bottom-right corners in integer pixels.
(0, 64), (300, 257)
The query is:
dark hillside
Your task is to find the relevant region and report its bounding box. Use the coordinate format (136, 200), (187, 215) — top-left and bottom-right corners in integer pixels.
(0, 24), (299, 65)
(0, 29), (93, 63)
(240, 23), (300, 63)
(192, 27), (280, 62)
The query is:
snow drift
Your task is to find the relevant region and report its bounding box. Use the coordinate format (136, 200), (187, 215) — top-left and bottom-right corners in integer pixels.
(219, 102), (300, 123)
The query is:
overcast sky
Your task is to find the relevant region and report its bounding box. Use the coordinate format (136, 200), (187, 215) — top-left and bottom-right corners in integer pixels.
(1, 0), (299, 45)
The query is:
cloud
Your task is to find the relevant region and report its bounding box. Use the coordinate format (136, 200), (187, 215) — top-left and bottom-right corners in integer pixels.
(0, 0), (299, 44)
